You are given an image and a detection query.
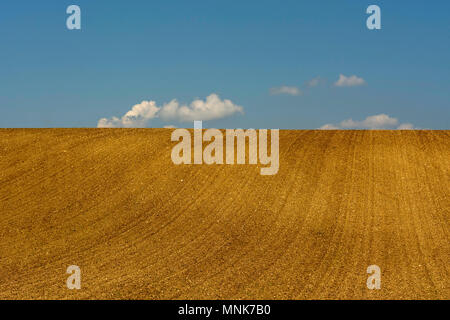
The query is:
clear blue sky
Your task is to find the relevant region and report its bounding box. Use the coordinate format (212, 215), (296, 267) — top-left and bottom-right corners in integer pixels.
(0, 0), (449, 129)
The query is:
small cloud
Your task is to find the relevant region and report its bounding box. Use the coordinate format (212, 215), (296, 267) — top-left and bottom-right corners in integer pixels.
(97, 94), (243, 128)
(319, 114), (416, 130)
(341, 114), (398, 129)
(334, 74), (366, 87)
(270, 86), (302, 96)
(306, 77), (321, 88)
(318, 123), (340, 130)
(98, 100), (160, 128)
(396, 123), (415, 130)
(163, 125), (177, 129)
(159, 93), (243, 122)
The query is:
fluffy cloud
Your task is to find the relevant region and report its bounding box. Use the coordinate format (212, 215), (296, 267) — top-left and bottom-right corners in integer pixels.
(306, 77), (321, 88)
(396, 123), (414, 130)
(97, 101), (160, 128)
(334, 74), (366, 87)
(319, 114), (416, 130)
(270, 86), (302, 96)
(340, 114), (398, 129)
(318, 123), (340, 130)
(159, 94), (243, 122)
(97, 93), (242, 128)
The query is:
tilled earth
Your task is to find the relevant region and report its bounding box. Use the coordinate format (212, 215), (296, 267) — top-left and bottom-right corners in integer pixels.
(0, 129), (448, 299)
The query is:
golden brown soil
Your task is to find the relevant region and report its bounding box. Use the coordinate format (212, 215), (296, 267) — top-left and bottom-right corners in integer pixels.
(0, 129), (448, 299)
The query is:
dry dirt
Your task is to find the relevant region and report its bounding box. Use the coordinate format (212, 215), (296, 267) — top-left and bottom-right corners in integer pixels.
(0, 129), (448, 299)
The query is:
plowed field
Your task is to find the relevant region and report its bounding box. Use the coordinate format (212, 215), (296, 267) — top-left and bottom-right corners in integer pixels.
(0, 129), (448, 299)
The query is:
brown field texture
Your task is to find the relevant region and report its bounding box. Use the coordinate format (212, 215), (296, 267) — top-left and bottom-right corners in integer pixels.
(0, 129), (448, 300)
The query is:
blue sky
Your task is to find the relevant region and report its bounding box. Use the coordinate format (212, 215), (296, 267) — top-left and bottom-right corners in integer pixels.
(0, 0), (449, 129)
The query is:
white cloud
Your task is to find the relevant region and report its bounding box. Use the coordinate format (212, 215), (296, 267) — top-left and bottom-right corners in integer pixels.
(159, 93), (243, 122)
(97, 93), (243, 128)
(306, 77), (321, 88)
(341, 114), (398, 129)
(319, 114), (416, 130)
(270, 86), (302, 96)
(97, 100), (160, 128)
(163, 125), (177, 129)
(318, 123), (340, 130)
(334, 74), (366, 87)
(396, 123), (415, 130)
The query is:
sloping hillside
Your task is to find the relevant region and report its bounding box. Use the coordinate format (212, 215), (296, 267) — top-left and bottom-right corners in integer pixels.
(0, 129), (448, 299)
